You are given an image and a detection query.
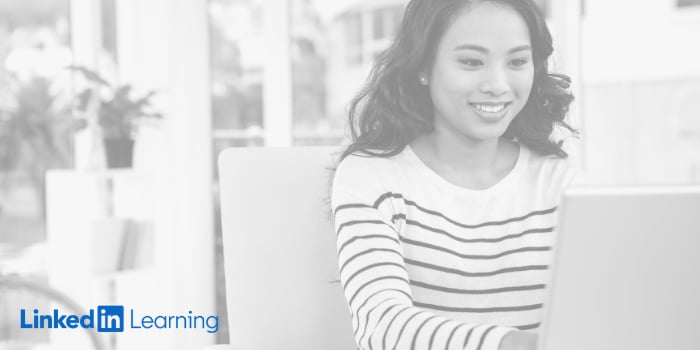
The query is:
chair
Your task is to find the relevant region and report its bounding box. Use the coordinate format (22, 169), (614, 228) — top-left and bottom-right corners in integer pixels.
(217, 146), (356, 350)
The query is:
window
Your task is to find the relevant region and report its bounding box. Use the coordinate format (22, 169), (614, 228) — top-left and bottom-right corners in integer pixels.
(372, 6), (401, 40)
(208, 0), (265, 150)
(345, 13), (363, 65)
(344, 5), (403, 67)
(372, 9), (384, 40)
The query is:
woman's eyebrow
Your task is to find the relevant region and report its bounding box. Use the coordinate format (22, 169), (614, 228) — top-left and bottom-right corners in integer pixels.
(453, 44), (532, 54)
(454, 44), (488, 53)
(508, 45), (532, 54)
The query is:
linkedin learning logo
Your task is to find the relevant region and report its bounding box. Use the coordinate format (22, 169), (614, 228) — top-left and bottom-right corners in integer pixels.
(20, 305), (218, 333)
(98, 306), (124, 332)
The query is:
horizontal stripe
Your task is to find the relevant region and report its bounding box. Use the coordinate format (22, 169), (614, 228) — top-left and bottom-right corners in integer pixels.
(515, 322), (540, 331)
(405, 259), (549, 277)
(372, 192), (557, 229)
(339, 248), (403, 275)
(463, 325), (476, 348)
(365, 302), (403, 349)
(414, 302), (543, 313)
(349, 276), (411, 307)
(400, 236), (551, 260)
(334, 203), (373, 216)
(428, 319), (451, 350)
(383, 306), (413, 350)
(344, 262), (408, 292)
(409, 280), (546, 295)
(392, 311), (423, 350)
(337, 234), (400, 257)
(397, 218), (554, 243)
(476, 325), (497, 350)
(336, 192), (556, 230)
(411, 315), (439, 350)
(373, 192), (401, 208)
(355, 291), (410, 338)
(337, 219), (396, 237)
(444, 324), (463, 350)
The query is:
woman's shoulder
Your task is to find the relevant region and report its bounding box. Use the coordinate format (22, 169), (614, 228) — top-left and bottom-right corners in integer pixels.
(522, 139), (581, 187)
(335, 149), (411, 181)
(331, 148), (415, 201)
(335, 152), (391, 175)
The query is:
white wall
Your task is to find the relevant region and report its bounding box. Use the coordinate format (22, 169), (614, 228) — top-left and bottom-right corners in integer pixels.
(580, 0), (700, 184)
(582, 1), (700, 83)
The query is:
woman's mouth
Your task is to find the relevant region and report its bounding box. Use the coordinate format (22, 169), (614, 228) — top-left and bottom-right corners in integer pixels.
(468, 102), (511, 121)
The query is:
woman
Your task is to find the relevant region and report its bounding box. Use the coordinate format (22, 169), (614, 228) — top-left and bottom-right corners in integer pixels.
(331, 0), (578, 349)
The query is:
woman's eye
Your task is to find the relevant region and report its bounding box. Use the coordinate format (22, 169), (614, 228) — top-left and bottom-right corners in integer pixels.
(509, 58), (530, 67)
(458, 59), (483, 68)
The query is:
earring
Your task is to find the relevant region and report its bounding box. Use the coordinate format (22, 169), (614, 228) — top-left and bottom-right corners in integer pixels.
(419, 74), (428, 85)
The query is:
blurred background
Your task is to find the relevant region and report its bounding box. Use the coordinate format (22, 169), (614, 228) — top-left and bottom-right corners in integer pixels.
(0, 0), (698, 349)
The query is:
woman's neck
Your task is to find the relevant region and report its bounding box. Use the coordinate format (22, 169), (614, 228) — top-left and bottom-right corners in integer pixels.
(410, 128), (519, 189)
(416, 130), (502, 171)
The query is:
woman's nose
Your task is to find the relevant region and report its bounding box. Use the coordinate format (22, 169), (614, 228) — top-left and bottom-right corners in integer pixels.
(478, 68), (509, 96)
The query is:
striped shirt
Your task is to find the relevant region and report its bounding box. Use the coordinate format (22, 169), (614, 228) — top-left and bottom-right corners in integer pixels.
(331, 144), (577, 350)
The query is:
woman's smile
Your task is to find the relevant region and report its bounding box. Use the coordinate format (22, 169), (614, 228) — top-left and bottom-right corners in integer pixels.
(468, 101), (513, 122)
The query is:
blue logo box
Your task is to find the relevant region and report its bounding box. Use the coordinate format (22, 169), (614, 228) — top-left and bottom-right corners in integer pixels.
(97, 306), (124, 332)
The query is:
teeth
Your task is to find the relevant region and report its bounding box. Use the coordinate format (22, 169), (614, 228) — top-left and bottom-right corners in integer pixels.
(472, 103), (507, 113)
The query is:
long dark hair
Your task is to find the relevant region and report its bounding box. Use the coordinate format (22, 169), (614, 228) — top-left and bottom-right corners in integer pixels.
(340, 0), (577, 160)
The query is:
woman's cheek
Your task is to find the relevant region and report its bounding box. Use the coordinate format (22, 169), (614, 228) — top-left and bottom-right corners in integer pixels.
(446, 70), (479, 96)
(514, 69), (535, 95)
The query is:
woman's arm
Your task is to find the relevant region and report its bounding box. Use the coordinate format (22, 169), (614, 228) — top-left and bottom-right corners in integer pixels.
(332, 175), (519, 350)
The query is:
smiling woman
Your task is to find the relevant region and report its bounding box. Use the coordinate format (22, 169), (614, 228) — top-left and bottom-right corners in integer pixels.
(424, 2), (534, 150)
(331, 1), (578, 350)
(342, 1), (573, 161)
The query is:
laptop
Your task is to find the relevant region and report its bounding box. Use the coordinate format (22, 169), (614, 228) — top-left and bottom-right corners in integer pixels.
(539, 186), (700, 350)
(217, 147), (356, 349)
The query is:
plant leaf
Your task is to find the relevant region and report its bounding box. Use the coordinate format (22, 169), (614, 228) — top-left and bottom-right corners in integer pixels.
(66, 65), (112, 87)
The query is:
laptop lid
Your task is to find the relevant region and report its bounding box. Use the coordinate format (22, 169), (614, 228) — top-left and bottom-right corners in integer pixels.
(539, 186), (700, 350)
(217, 147), (356, 349)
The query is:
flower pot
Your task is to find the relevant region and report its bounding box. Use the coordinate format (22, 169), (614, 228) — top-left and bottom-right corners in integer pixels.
(103, 138), (134, 168)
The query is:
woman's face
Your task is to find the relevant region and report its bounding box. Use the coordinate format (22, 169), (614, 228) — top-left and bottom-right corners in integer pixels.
(427, 1), (534, 143)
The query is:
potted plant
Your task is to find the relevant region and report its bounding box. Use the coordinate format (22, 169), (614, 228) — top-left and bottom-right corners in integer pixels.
(69, 66), (162, 168)
(0, 75), (87, 219)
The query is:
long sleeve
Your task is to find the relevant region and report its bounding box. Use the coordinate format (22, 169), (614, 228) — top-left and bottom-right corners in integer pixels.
(332, 157), (517, 350)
